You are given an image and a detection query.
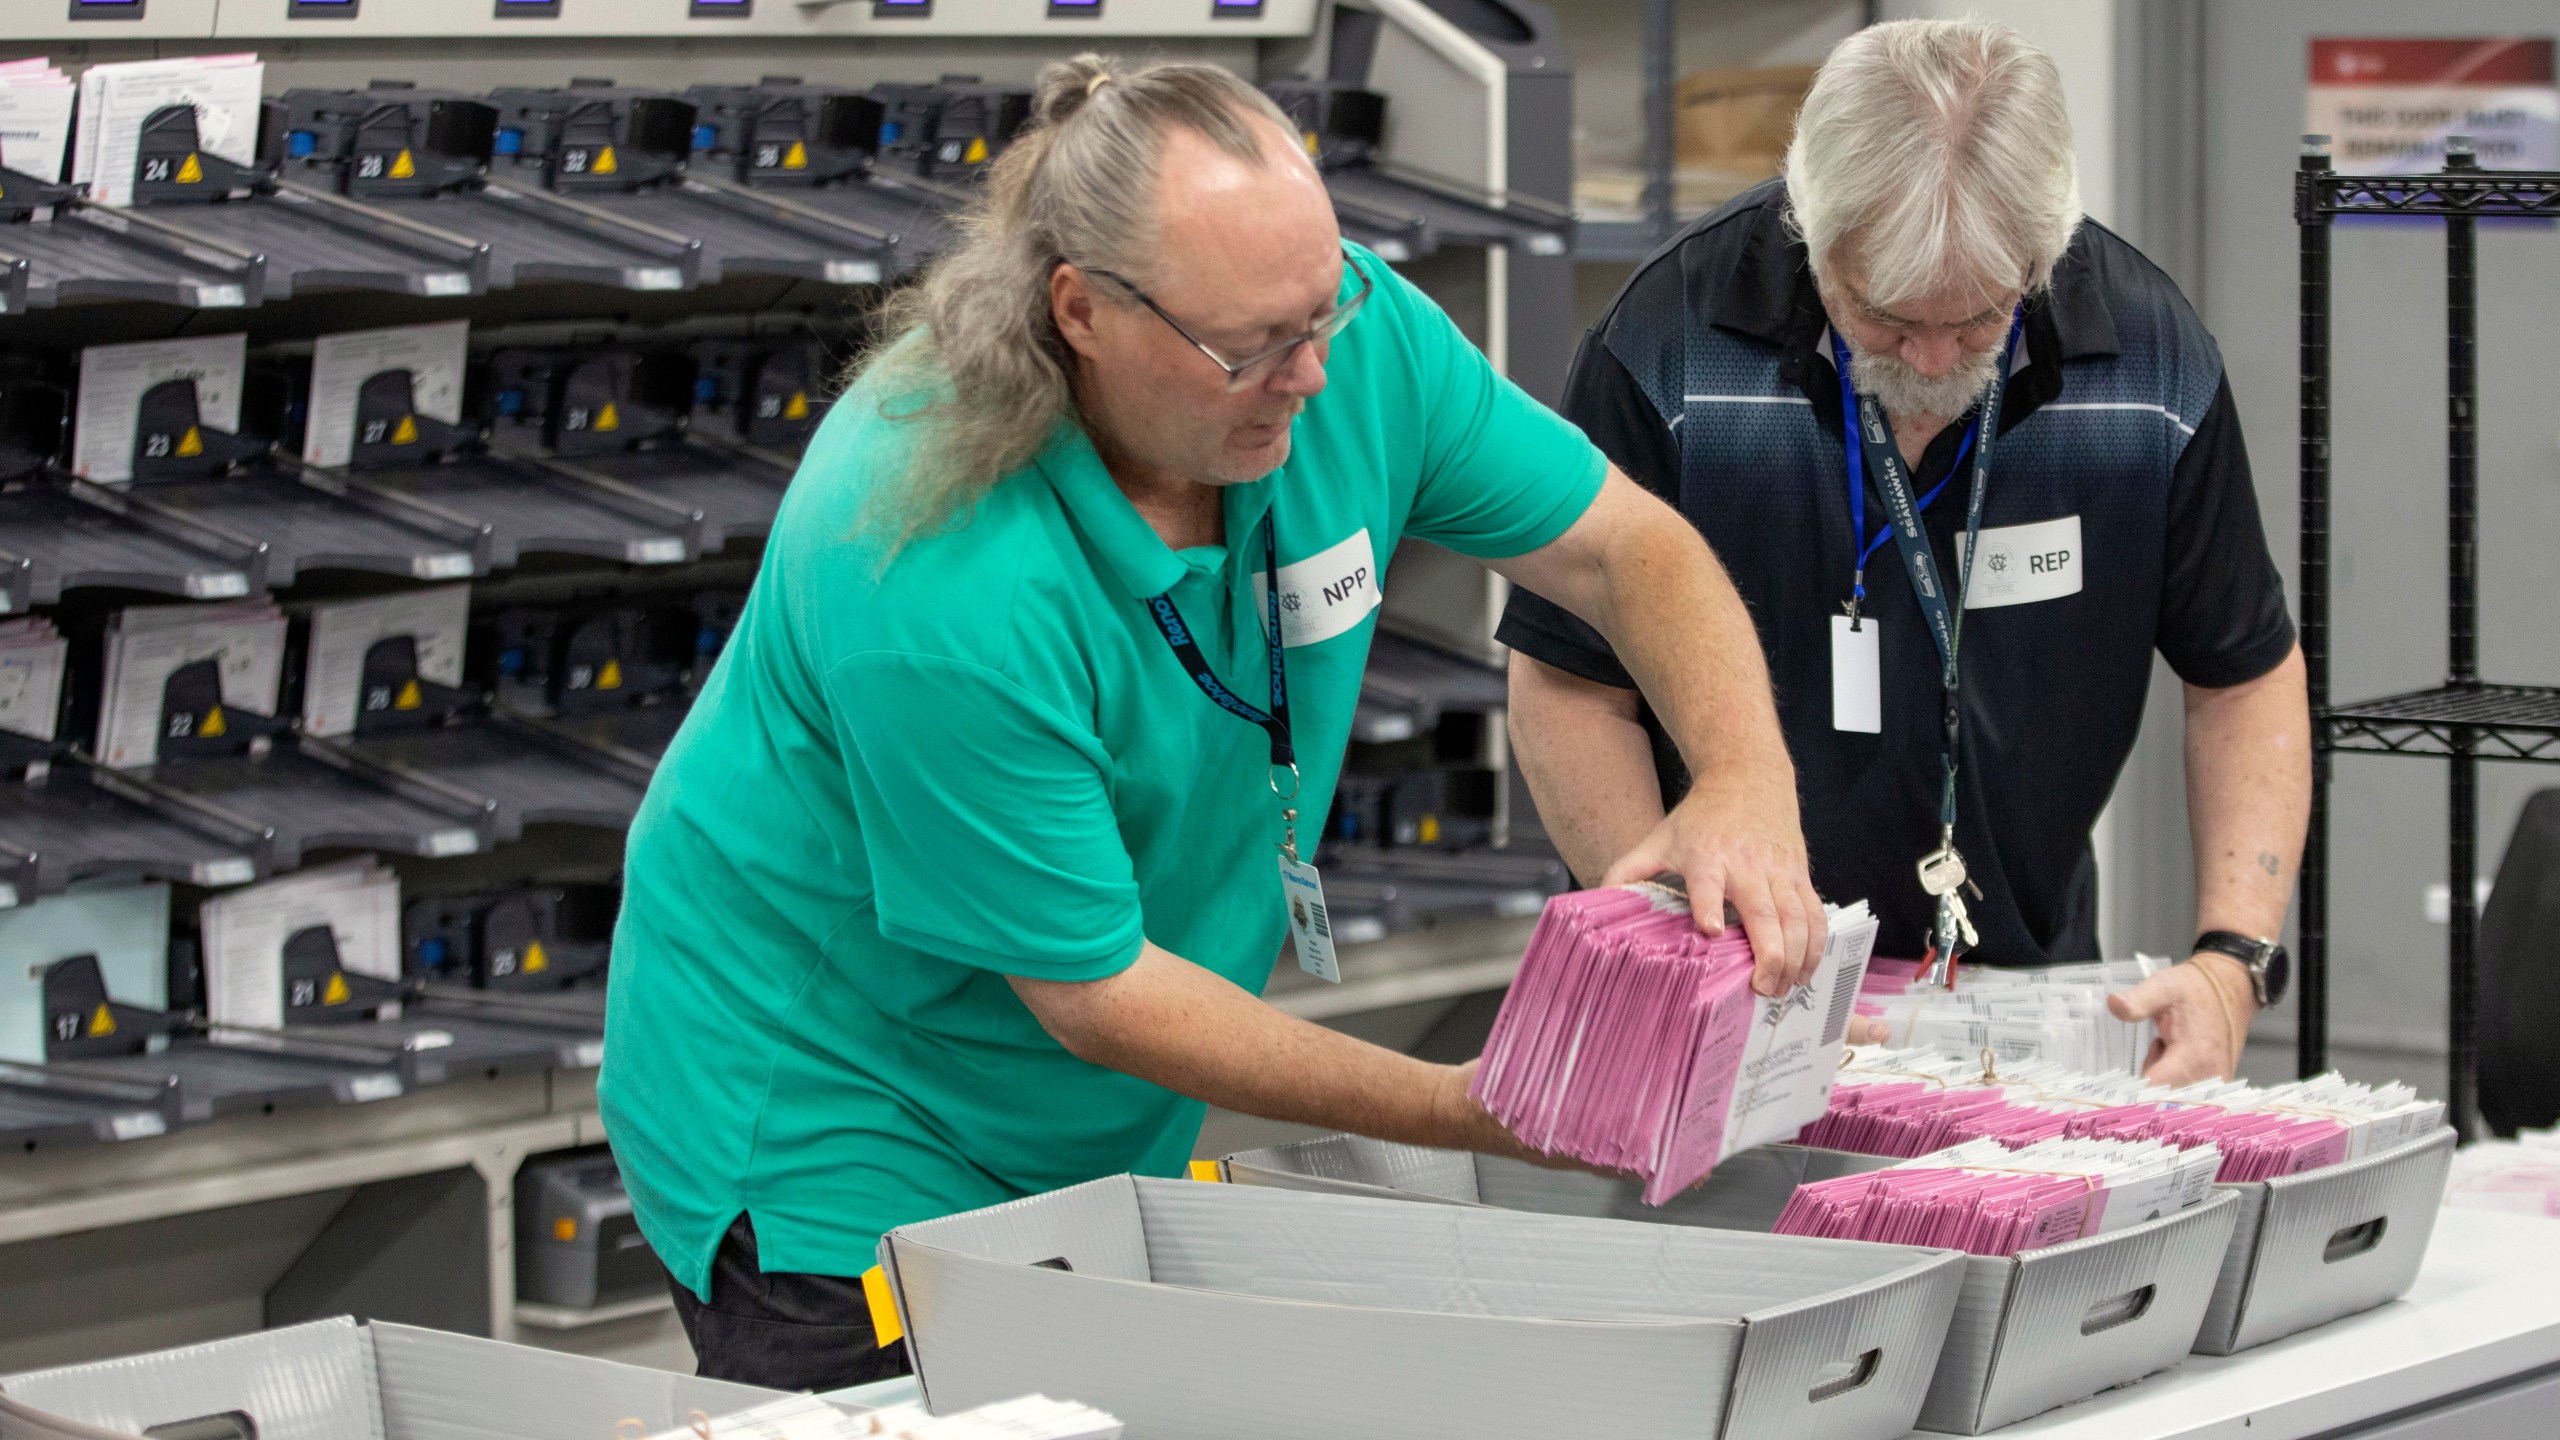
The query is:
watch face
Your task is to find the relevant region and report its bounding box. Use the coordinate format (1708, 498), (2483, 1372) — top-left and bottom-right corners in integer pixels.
(2264, 944), (2291, 1006)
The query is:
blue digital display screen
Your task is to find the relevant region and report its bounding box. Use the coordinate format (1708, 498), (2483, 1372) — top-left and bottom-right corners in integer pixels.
(1211, 0), (1266, 15)
(874, 0), (931, 16)
(1049, 0), (1103, 15)
(494, 0), (562, 17)
(689, 0), (752, 14)
(70, 0), (147, 19)
(287, 0), (359, 16)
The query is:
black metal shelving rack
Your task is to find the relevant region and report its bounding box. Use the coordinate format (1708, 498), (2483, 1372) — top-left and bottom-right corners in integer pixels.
(2295, 136), (2560, 1140)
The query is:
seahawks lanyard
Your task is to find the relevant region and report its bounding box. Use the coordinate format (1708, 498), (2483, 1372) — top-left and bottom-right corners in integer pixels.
(1142, 514), (1305, 855)
(1831, 315), (2021, 974)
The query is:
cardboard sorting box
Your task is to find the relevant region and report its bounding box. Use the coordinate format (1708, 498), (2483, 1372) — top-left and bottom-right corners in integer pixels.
(878, 1173), (1966, 1440)
(1222, 1137), (2241, 1436)
(0, 1317), (780, 1440)
(2192, 1126), (2457, 1356)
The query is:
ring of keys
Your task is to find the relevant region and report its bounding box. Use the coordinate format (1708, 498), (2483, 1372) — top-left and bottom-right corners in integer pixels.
(1918, 846), (1981, 950)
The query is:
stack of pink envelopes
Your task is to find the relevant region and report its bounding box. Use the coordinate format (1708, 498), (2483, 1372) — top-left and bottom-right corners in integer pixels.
(1773, 1136), (2222, 1256)
(1473, 884), (1877, 1205)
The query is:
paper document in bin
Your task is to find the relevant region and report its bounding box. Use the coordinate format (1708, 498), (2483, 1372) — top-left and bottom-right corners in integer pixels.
(0, 61), (76, 186)
(73, 55), (263, 209)
(304, 321), (471, 469)
(73, 334), (248, 484)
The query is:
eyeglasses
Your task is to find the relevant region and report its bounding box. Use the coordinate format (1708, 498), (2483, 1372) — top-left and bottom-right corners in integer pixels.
(1085, 247), (1373, 393)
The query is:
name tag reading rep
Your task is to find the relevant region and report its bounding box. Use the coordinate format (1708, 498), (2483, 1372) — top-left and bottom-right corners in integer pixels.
(1254, 527), (1380, 647)
(1957, 514), (2084, 609)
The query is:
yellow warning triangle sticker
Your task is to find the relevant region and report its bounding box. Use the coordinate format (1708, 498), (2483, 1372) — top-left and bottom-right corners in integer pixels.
(394, 679), (423, 711)
(524, 940), (549, 973)
(199, 705), (227, 739)
(322, 972), (351, 1006)
(783, 391), (810, 421)
(389, 148), (417, 180)
(391, 414), (419, 445)
(594, 401), (620, 432)
(963, 135), (988, 164)
(594, 145), (620, 176)
(87, 1003), (117, 1039)
(175, 426), (205, 459)
(783, 140), (809, 170)
(596, 658), (624, 690)
(175, 152), (204, 184)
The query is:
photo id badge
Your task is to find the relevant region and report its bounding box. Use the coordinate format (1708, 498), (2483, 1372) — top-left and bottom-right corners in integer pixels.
(1831, 613), (1881, 733)
(1279, 852), (1341, 983)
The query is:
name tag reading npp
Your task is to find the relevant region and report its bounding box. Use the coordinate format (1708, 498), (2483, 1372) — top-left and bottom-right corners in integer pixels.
(1253, 528), (1380, 647)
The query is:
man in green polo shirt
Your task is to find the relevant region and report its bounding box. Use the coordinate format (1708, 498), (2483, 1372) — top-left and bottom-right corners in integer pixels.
(602, 55), (1819, 1391)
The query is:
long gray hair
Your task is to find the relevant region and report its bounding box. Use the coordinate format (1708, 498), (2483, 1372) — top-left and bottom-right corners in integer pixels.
(852, 54), (1300, 550)
(1784, 18), (2080, 307)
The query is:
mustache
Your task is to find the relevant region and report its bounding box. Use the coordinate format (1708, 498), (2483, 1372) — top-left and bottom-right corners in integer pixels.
(1847, 344), (2001, 419)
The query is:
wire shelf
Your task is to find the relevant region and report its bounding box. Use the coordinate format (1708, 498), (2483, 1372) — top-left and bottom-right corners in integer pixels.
(2301, 170), (2560, 221)
(2322, 684), (2560, 762)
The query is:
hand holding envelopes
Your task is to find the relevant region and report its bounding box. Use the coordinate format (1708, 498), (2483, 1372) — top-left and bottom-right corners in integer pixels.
(1472, 884), (1878, 1202)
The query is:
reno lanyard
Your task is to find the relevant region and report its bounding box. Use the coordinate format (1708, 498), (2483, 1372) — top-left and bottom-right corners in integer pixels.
(1142, 515), (1341, 982)
(1831, 316), (2021, 981)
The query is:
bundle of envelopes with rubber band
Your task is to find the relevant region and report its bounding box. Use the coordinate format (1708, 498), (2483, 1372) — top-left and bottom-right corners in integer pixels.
(1799, 1047), (2446, 1181)
(1773, 1135), (2223, 1256)
(1470, 883), (1878, 1203)
(1857, 957), (2163, 1075)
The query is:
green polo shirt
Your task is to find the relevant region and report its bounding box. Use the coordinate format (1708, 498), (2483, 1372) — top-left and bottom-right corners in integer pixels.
(600, 244), (1606, 1296)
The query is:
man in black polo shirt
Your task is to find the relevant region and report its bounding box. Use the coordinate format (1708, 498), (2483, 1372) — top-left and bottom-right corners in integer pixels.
(1500, 18), (2311, 1084)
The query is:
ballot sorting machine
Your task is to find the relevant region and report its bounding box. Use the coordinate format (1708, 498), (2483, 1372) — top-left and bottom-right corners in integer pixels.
(0, 0), (1580, 1370)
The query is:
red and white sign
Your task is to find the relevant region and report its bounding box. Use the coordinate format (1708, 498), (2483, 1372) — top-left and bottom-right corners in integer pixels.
(2308, 37), (2557, 173)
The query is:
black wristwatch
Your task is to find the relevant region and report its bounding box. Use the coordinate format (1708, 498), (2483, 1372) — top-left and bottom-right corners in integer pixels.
(2192, 931), (2289, 1008)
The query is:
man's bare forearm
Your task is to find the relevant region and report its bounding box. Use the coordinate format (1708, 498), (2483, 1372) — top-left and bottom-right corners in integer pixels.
(1009, 943), (1526, 1156)
(2185, 643), (2311, 945)
(1506, 652), (1665, 885)
(1493, 473), (1790, 799)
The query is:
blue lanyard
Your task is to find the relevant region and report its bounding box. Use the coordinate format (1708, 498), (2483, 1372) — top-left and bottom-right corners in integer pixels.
(1831, 316), (2021, 962)
(1143, 514), (1292, 770)
(1833, 330), (1976, 618)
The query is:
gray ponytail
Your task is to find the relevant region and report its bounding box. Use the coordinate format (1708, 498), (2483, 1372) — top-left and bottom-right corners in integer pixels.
(852, 54), (1301, 552)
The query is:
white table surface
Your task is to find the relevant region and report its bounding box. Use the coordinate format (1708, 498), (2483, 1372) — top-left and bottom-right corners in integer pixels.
(825, 1209), (2560, 1438)
(1925, 1207), (2560, 1439)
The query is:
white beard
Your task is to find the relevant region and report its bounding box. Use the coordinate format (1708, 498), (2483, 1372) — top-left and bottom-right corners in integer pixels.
(1847, 341), (2002, 421)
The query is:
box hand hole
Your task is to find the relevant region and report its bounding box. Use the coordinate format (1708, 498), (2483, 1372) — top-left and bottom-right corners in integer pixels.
(2081, 1283), (2156, 1336)
(1807, 1347), (1880, 1403)
(2324, 1216), (2388, 1264)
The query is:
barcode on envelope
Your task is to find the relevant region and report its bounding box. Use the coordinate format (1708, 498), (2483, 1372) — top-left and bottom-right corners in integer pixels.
(1820, 970), (1859, 1046)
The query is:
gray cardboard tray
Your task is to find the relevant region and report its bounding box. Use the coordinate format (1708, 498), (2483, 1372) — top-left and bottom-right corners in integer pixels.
(0, 1316), (779, 1440)
(0, 480), (262, 606)
(332, 717), (650, 842)
(791, 174), (961, 278)
(0, 763), (265, 898)
(1222, 1136), (2241, 1435)
(130, 741), (492, 870)
(880, 1172), (1964, 1440)
(2191, 1126), (2457, 1356)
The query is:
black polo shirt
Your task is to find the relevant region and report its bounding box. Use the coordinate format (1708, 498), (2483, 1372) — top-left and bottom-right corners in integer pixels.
(1500, 181), (2294, 965)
